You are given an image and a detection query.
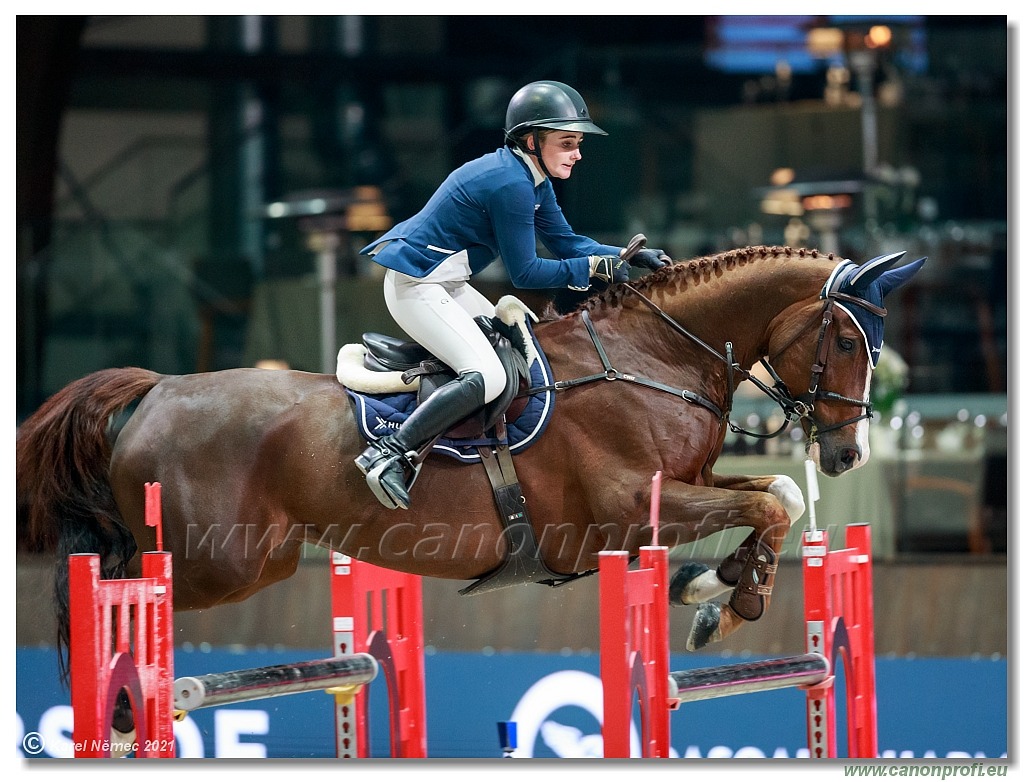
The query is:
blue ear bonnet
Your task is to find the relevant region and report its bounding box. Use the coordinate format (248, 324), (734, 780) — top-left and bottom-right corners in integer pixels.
(821, 252), (926, 368)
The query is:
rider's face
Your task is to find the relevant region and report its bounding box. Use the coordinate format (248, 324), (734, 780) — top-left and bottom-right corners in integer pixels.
(533, 132), (584, 179)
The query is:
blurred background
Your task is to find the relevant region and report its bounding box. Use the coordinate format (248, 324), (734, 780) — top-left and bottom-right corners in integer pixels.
(16, 15), (1008, 662)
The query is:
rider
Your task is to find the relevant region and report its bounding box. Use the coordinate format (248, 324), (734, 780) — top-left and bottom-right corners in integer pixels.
(354, 79), (669, 510)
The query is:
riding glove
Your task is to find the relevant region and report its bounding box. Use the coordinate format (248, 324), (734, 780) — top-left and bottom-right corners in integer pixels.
(630, 248), (670, 271)
(589, 254), (630, 283)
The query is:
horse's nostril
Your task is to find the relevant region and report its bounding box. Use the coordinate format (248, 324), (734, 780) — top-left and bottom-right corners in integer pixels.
(840, 447), (861, 469)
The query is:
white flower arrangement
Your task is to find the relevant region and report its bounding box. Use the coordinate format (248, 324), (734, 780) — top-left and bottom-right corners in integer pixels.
(871, 345), (909, 417)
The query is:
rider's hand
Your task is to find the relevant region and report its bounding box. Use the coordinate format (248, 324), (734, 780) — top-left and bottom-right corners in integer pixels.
(589, 254), (630, 283)
(630, 248), (670, 271)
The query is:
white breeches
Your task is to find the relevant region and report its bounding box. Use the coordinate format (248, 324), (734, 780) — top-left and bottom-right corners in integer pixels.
(383, 268), (507, 404)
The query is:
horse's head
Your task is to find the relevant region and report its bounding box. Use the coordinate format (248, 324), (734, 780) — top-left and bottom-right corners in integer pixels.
(770, 251), (926, 476)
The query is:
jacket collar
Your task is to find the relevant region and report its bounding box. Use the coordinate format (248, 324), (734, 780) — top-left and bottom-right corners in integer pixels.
(511, 146), (546, 187)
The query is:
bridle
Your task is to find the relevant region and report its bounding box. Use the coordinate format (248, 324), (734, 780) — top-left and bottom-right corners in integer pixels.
(529, 282), (883, 445)
(754, 291), (885, 443)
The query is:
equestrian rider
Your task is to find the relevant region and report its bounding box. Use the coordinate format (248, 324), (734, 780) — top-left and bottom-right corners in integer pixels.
(355, 79), (669, 510)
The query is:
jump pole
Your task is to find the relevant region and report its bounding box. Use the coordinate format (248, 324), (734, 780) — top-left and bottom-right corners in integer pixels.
(173, 654), (379, 710)
(172, 552), (429, 758)
(70, 482), (424, 759)
(599, 477), (878, 757)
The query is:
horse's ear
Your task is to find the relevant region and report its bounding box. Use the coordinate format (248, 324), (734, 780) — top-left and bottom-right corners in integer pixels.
(840, 251), (927, 299)
(877, 256), (927, 299)
(845, 251), (907, 291)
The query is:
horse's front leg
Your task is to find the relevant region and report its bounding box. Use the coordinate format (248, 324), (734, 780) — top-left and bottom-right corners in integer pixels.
(658, 473), (806, 651)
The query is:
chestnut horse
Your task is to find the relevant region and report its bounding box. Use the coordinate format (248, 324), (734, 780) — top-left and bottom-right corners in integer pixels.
(17, 245), (924, 683)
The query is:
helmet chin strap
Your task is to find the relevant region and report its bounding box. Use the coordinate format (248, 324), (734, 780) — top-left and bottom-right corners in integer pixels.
(528, 130), (553, 179)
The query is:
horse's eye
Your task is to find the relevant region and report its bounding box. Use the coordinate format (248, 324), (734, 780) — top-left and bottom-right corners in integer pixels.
(838, 337), (856, 352)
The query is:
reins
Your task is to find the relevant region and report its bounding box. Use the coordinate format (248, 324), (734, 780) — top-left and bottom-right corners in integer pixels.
(526, 279), (879, 444)
(620, 282), (816, 439)
(525, 308), (725, 419)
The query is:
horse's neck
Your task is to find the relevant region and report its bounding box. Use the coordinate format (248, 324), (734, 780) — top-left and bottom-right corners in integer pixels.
(651, 255), (824, 370)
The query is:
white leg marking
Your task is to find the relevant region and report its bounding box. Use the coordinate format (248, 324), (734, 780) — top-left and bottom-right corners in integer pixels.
(682, 568), (734, 603)
(110, 727), (137, 758)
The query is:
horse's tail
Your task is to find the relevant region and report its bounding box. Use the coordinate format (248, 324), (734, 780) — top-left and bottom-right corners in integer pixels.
(16, 367), (163, 686)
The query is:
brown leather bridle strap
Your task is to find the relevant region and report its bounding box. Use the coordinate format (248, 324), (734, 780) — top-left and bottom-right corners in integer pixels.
(803, 296), (878, 441)
(831, 291), (887, 317)
(808, 298), (836, 395)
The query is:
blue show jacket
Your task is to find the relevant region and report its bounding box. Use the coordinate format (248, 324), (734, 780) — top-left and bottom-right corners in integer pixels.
(360, 147), (621, 289)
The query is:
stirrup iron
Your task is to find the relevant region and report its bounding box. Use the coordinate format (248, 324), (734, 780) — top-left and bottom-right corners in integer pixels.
(364, 449), (422, 511)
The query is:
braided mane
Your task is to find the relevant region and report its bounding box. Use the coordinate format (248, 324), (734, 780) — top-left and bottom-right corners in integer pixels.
(637, 244), (835, 292)
(544, 245), (838, 319)
(540, 242), (835, 319)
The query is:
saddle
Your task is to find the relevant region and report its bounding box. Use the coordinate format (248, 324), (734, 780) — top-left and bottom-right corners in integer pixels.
(360, 314), (531, 439)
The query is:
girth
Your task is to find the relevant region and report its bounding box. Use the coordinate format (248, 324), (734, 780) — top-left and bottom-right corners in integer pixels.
(458, 418), (590, 595)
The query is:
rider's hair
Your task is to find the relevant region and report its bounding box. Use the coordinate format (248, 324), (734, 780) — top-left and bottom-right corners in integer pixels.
(513, 127), (556, 151)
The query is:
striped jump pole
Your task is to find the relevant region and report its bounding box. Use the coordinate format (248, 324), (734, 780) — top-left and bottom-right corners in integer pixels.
(173, 654), (378, 711)
(669, 653), (830, 703)
(330, 553), (428, 758)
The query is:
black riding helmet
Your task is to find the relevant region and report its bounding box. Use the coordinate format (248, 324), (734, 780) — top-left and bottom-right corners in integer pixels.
(504, 80), (606, 178)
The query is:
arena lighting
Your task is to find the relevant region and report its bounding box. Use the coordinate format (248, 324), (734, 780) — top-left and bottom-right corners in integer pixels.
(709, 16), (925, 75)
(865, 25), (893, 49)
(760, 191), (803, 216)
(802, 194), (853, 211)
(265, 195), (332, 218)
(770, 167), (796, 187)
(263, 187), (392, 374)
(263, 187), (389, 227)
(757, 176), (863, 217)
(806, 27), (845, 58)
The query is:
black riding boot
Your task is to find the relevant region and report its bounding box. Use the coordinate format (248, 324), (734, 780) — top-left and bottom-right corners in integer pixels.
(355, 371), (487, 510)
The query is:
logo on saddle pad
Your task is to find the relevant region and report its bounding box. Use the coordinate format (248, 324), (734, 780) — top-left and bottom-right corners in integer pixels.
(372, 416), (402, 432)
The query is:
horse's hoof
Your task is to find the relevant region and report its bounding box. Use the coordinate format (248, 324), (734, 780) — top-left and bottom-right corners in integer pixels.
(686, 602), (722, 651)
(112, 689), (134, 733)
(110, 727), (137, 758)
(669, 562), (710, 605)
